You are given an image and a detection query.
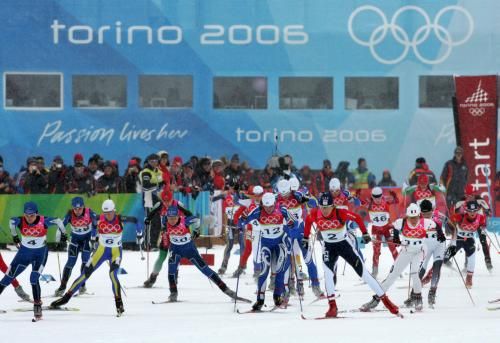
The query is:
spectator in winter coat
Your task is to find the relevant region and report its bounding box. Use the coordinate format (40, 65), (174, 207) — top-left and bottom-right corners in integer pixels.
(0, 157), (15, 194)
(65, 160), (94, 195)
(196, 157), (214, 192)
(440, 146), (468, 208)
(124, 159), (141, 193)
(259, 164), (279, 191)
(169, 156), (183, 192)
(48, 155), (69, 193)
(212, 160), (226, 191)
(352, 158), (376, 190)
(96, 161), (123, 193)
(224, 154), (242, 186)
(87, 157), (104, 181)
(377, 170), (397, 187)
(179, 162), (200, 197)
(407, 157), (437, 186)
(23, 157), (48, 194)
(334, 161), (354, 189)
(315, 159), (335, 193)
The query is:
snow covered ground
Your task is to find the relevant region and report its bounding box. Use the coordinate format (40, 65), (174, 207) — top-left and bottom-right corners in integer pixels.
(1, 242), (500, 343)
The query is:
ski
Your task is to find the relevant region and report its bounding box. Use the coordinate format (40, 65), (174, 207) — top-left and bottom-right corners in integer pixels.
(308, 294), (339, 305)
(487, 306), (500, 311)
(233, 296), (252, 304)
(488, 298), (500, 304)
(14, 306), (79, 312)
(301, 314), (346, 320)
(125, 285), (167, 289)
(17, 299), (35, 303)
(151, 300), (184, 304)
(75, 292), (95, 297)
(345, 308), (404, 318)
(236, 306), (283, 314)
(0, 310), (6, 314)
(32, 317), (42, 322)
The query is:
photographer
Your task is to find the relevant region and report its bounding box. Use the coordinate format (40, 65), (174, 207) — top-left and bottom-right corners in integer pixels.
(23, 157), (48, 194)
(179, 162), (201, 198)
(124, 159), (141, 193)
(48, 155), (68, 193)
(65, 159), (95, 195)
(96, 161), (123, 193)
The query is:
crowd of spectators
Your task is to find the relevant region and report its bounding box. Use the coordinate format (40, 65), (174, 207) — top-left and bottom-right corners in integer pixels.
(0, 148), (482, 203)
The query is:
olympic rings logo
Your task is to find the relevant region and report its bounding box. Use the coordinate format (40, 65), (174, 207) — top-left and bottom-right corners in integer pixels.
(469, 107), (485, 116)
(348, 5), (474, 64)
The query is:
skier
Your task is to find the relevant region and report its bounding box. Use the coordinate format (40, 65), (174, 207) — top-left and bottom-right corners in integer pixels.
(408, 199), (446, 307)
(453, 184), (492, 271)
(0, 202), (66, 321)
(217, 179), (246, 275)
(445, 200), (487, 288)
(362, 187), (399, 278)
(163, 206), (246, 303)
(276, 178), (322, 298)
(238, 192), (298, 311)
(143, 192), (194, 288)
(51, 199), (140, 316)
(55, 196), (98, 296)
(232, 185), (264, 278)
(361, 203), (433, 312)
(403, 174), (446, 209)
(304, 192), (399, 318)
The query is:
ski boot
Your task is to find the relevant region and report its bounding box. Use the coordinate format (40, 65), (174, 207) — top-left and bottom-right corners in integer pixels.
(486, 257), (493, 271)
(380, 294), (399, 315)
(325, 299), (338, 318)
(428, 287), (436, 306)
(312, 285), (325, 298)
(143, 272), (158, 288)
(217, 265), (227, 276)
(79, 285), (87, 295)
(168, 291), (178, 302)
(33, 300), (43, 321)
(403, 290), (415, 308)
(414, 293), (423, 311)
(465, 272), (473, 288)
(54, 285), (66, 297)
(252, 299), (264, 311)
(115, 297), (125, 316)
(273, 294), (283, 307)
(50, 291), (73, 308)
(232, 266), (245, 278)
(14, 285), (31, 301)
(360, 295), (380, 312)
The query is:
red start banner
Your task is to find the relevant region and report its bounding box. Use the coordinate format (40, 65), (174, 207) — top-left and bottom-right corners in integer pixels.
(454, 75), (498, 214)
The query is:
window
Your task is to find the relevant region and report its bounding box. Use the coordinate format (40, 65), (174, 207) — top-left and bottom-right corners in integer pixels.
(72, 75), (126, 108)
(4, 73), (62, 110)
(279, 77), (333, 109)
(139, 75), (192, 108)
(419, 75), (454, 108)
(213, 77), (267, 109)
(345, 77), (399, 110)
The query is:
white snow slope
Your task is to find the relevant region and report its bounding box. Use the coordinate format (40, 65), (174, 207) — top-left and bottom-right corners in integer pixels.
(1, 241), (499, 343)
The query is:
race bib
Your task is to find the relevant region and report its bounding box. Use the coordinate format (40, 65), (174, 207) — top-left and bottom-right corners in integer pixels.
(21, 236), (46, 249)
(99, 234), (122, 247)
(260, 225), (283, 239)
(170, 233), (192, 245)
(369, 211), (389, 226)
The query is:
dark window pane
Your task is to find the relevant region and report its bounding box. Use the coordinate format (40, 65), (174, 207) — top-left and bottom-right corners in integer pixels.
(419, 75), (454, 108)
(72, 75), (127, 108)
(139, 75), (192, 108)
(213, 77), (267, 109)
(5, 73), (62, 109)
(345, 77), (399, 110)
(279, 77), (333, 109)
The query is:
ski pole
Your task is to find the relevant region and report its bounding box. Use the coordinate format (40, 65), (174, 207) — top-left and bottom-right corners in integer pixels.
(407, 262), (412, 301)
(290, 238), (304, 315)
(56, 249), (62, 282)
(452, 256), (475, 306)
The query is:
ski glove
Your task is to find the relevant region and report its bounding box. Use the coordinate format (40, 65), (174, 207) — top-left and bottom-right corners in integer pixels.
(479, 231), (487, 245)
(437, 230), (446, 243)
(12, 235), (21, 248)
(60, 233), (68, 243)
(392, 230), (401, 245)
(361, 233), (372, 244)
(446, 245), (457, 258)
(136, 233), (144, 245)
(301, 238), (309, 250)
